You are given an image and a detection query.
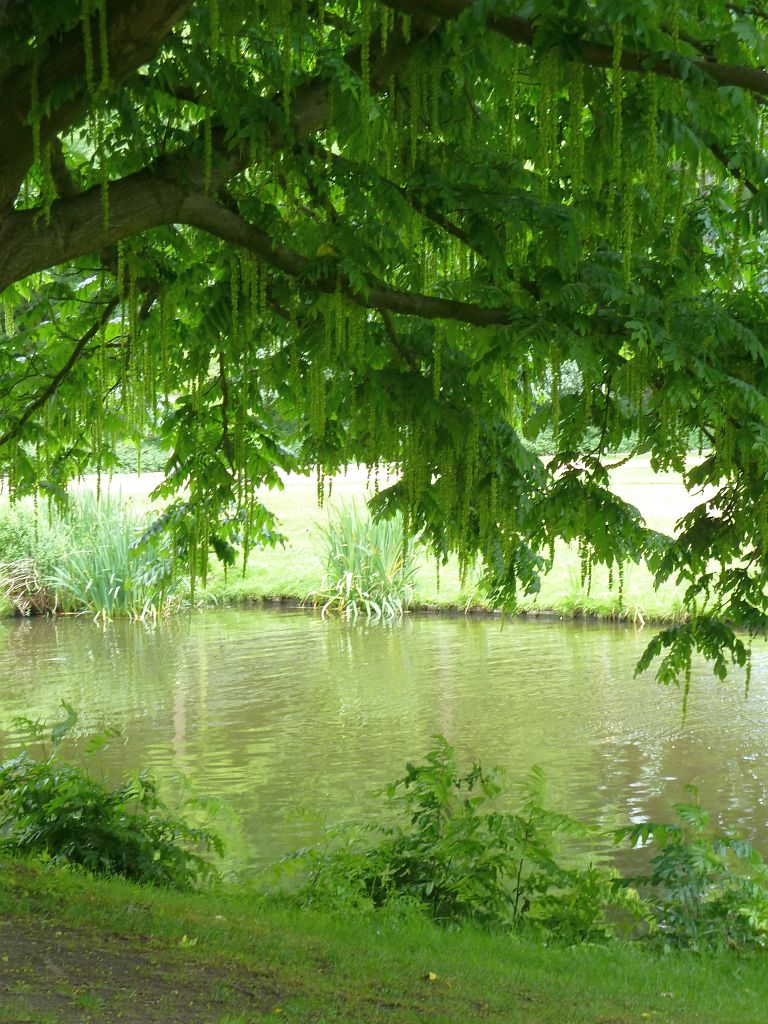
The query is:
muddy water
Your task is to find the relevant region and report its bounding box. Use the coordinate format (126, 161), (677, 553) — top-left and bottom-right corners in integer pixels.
(0, 609), (765, 871)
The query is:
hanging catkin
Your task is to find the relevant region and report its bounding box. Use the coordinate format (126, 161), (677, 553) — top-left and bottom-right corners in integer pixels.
(608, 23), (624, 230)
(203, 114), (213, 194)
(643, 75), (659, 204)
(568, 63), (585, 190)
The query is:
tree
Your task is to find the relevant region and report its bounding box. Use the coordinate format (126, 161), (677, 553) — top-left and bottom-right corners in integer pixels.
(1, 0), (767, 684)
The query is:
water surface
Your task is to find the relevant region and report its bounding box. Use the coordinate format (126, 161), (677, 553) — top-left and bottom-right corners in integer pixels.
(0, 610), (766, 871)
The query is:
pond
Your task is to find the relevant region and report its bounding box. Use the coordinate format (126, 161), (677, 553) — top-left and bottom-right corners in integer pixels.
(0, 609), (766, 873)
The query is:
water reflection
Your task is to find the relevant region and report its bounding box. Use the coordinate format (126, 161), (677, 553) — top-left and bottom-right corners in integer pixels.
(0, 610), (766, 871)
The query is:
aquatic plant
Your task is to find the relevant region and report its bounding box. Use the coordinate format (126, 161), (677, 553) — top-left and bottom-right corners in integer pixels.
(309, 503), (417, 621)
(49, 492), (184, 619)
(0, 503), (71, 614)
(0, 492), (186, 618)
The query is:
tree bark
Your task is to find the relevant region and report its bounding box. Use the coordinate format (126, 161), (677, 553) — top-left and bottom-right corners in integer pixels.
(0, 0), (193, 209)
(383, 0), (768, 97)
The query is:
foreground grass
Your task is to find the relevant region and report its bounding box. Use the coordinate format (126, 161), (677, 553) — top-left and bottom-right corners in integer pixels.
(1, 859), (766, 1024)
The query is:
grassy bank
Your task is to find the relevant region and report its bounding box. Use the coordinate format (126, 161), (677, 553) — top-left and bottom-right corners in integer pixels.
(1, 857), (766, 1024)
(0, 457), (695, 623)
(207, 457), (693, 623)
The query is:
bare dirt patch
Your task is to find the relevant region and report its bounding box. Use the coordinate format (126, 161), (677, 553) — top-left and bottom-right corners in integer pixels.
(0, 916), (281, 1023)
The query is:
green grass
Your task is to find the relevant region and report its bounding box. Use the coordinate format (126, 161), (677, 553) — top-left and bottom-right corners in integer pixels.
(0, 857), (766, 1023)
(0, 457), (695, 622)
(205, 457), (692, 623)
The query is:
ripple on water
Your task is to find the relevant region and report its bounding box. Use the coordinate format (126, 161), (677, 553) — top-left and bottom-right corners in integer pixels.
(0, 608), (766, 871)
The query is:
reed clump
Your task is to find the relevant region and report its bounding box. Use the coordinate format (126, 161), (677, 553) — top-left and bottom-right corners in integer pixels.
(0, 492), (185, 618)
(309, 503), (416, 620)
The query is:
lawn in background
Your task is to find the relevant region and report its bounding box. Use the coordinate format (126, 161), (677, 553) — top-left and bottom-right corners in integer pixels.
(0, 457), (699, 622)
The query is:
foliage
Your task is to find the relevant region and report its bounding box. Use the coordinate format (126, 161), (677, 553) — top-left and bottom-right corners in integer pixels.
(0, 492), (186, 617)
(309, 502), (417, 619)
(0, 702), (222, 889)
(281, 737), (646, 941)
(48, 492), (186, 618)
(1, 3), (768, 678)
(525, 425), (708, 458)
(616, 795), (768, 951)
(279, 738), (768, 950)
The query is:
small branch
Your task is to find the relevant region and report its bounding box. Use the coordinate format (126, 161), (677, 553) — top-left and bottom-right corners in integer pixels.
(708, 142), (758, 195)
(380, 309), (419, 370)
(322, 147), (540, 299)
(726, 4), (768, 21)
(48, 137), (79, 198)
(0, 297), (118, 450)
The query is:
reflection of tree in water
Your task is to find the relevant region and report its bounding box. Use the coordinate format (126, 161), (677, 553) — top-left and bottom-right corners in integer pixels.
(0, 611), (766, 872)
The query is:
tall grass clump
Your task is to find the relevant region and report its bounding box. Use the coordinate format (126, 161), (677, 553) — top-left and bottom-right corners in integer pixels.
(0, 503), (71, 614)
(309, 503), (417, 620)
(49, 492), (184, 618)
(0, 493), (186, 618)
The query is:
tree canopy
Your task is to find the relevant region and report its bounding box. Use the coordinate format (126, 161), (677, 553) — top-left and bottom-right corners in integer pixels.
(1, 0), (768, 683)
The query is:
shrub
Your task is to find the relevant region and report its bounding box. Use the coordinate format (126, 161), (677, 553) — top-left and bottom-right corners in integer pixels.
(281, 738), (645, 940)
(0, 703), (222, 889)
(616, 794), (768, 950)
(309, 503), (417, 620)
(111, 438), (169, 474)
(283, 739), (768, 949)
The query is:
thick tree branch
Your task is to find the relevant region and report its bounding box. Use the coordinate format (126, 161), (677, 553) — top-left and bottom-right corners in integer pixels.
(0, 168), (190, 290)
(0, 8), (438, 288)
(0, 171), (515, 326)
(384, 0), (768, 98)
(0, 0), (193, 209)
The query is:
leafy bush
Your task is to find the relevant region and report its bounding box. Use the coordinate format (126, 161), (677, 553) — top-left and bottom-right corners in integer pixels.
(617, 794), (768, 951)
(309, 503), (417, 620)
(49, 492), (185, 618)
(279, 740), (768, 950)
(0, 493), (186, 618)
(281, 738), (644, 941)
(111, 438), (169, 474)
(0, 703), (222, 889)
